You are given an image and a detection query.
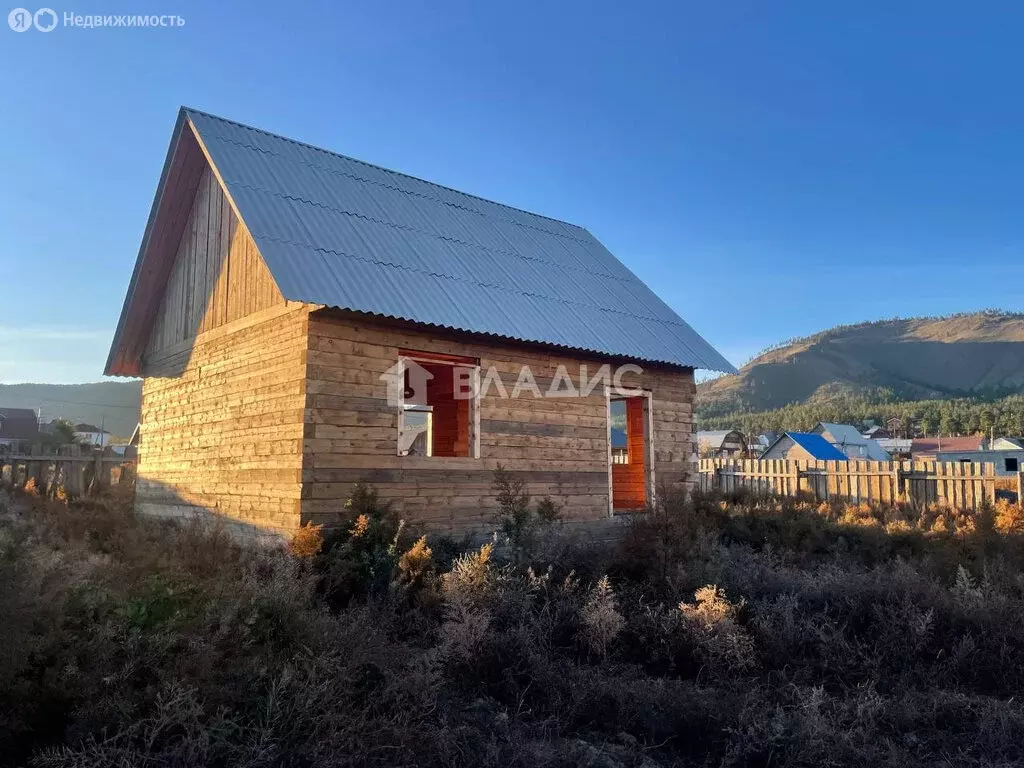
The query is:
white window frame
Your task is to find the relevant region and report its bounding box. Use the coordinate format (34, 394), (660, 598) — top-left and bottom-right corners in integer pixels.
(395, 354), (481, 459)
(399, 404), (433, 457)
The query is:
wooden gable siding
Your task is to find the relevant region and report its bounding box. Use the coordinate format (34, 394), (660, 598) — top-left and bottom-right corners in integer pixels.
(300, 311), (695, 532)
(145, 165), (282, 357)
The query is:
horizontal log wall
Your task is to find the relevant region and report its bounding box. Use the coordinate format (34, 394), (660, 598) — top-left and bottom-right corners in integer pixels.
(302, 312), (696, 531)
(138, 305), (311, 536)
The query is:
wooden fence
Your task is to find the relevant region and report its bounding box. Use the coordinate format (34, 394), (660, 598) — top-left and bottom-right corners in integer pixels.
(698, 458), (1007, 510)
(0, 444), (136, 498)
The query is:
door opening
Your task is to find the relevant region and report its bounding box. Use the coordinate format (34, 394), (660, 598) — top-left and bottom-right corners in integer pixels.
(608, 394), (652, 511)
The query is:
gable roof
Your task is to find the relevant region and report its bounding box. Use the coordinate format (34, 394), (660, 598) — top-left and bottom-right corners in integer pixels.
(696, 430), (743, 450)
(0, 408), (39, 440)
(815, 423), (865, 444)
(765, 432), (848, 461)
(74, 423), (108, 434)
(912, 436), (986, 455)
(106, 108), (735, 375)
(0, 407), (37, 421)
(789, 433), (848, 460)
(813, 422), (891, 461)
(992, 437), (1024, 450)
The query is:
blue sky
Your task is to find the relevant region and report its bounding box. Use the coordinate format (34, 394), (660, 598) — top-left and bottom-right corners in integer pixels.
(2, 1), (1022, 383)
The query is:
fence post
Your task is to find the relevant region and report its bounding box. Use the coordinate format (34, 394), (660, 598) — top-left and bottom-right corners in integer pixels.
(1018, 470), (1023, 506)
(88, 450), (104, 495)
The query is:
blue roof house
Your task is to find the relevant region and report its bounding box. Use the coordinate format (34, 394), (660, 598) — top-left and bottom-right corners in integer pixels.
(760, 432), (849, 462)
(107, 108), (734, 535)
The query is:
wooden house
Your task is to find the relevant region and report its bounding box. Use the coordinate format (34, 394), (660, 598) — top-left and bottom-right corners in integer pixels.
(760, 432), (848, 462)
(696, 430), (746, 458)
(105, 108), (734, 536)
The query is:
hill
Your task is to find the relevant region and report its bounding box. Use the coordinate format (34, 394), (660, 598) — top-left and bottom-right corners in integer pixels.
(0, 381), (142, 438)
(699, 311), (1024, 415)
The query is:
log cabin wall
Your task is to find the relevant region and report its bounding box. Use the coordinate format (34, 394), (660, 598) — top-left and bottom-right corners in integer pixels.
(136, 163), (310, 537)
(138, 306), (310, 536)
(302, 311), (696, 532)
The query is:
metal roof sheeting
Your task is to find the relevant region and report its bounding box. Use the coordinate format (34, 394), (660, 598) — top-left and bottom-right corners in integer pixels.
(186, 108), (736, 372)
(785, 432), (849, 461)
(814, 423), (892, 461)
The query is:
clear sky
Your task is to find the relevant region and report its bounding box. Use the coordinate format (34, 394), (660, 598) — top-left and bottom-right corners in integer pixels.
(2, 1), (1022, 383)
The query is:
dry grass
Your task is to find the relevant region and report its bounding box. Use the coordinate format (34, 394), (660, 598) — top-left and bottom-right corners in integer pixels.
(5, 481), (1024, 766)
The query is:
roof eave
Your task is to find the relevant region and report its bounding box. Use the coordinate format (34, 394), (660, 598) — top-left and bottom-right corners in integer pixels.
(105, 108), (197, 377)
(309, 305), (706, 370)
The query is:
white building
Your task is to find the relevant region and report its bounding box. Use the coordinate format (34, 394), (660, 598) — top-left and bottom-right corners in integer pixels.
(74, 423), (111, 447)
(935, 449), (1024, 476)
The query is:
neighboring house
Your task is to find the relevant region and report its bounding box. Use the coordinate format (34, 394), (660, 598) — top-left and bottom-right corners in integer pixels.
(812, 422), (891, 461)
(105, 108), (735, 536)
(934, 449), (1024, 476)
(610, 427), (628, 464)
(0, 408), (39, 447)
(74, 424), (111, 447)
(876, 438), (912, 458)
(751, 431), (778, 457)
(760, 432), (848, 461)
(861, 425), (891, 440)
(696, 430), (746, 458)
(911, 436), (985, 461)
(991, 437), (1024, 451)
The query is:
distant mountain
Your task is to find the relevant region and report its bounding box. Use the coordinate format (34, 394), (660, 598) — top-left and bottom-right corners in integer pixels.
(0, 381), (142, 438)
(699, 312), (1024, 414)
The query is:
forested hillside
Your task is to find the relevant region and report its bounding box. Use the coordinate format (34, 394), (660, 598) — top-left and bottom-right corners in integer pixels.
(698, 311), (1024, 435)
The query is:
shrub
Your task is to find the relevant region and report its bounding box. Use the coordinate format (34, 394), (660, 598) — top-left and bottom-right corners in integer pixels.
(492, 466), (560, 560)
(442, 541), (497, 606)
(678, 585), (757, 676)
(580, 575), (624, 658)
(288, 521), (324, 558)
(398, 535), (433, 583)
(315, 483), (410, 603)
(995, 498), (1024, 534)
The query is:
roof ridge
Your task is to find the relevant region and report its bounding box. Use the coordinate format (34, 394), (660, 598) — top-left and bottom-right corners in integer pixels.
(182, 106), (590, 233)
(199, 130), (595, 249)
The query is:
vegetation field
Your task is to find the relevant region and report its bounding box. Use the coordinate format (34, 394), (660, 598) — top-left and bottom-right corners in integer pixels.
(4, 477), (1024, 767)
